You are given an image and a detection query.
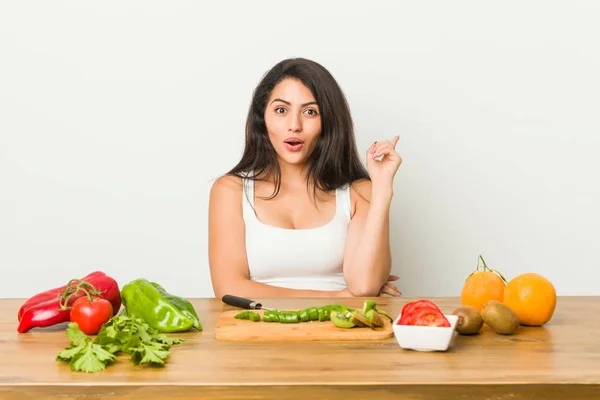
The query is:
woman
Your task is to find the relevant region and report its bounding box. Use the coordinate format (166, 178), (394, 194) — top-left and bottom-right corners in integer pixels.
(208, 58), (402, 298)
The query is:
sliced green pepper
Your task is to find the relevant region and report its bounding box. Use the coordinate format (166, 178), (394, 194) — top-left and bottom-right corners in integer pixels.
(121, 278), (198, 333)
(327, 304), (345, 312)
(318, 307), (327, 322)
(279, 311), (299, 323)
(363, 300), (377, 314)
(269, 311), (280, 322)
(299, 309), (310, 322)
(249, 311), (261, 322)
(361, 300), (393, 323)
(376, 309), (393, 322)
(234, 310), (261, 321)
(233, 303), (384, 326)
(235, 310), (251, 319)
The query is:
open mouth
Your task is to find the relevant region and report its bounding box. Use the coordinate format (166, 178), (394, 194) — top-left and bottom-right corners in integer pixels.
(284, 138), (304, 151)
(284, 138), (303, 146)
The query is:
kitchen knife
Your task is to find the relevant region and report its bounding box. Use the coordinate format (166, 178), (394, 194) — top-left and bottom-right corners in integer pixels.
(221, 294), (275, 310)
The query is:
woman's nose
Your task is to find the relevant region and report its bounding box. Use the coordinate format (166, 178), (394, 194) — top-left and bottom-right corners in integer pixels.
(288, 114), (302, 132)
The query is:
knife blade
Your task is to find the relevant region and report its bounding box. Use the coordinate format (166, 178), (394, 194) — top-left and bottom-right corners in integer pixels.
(221, 294), (275, 310)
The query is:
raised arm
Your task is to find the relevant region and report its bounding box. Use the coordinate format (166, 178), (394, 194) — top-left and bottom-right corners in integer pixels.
(342, 136), (402, 296)
(208, 175), (350, 299)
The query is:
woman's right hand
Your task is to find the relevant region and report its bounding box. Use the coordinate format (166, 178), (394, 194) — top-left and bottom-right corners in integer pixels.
(366, 136), (402, 187)
(378, 274), (402, 297)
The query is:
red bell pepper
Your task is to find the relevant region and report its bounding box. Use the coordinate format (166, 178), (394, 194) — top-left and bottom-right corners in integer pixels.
(17, 271), (121, 333)
(18, 271), (103, 321)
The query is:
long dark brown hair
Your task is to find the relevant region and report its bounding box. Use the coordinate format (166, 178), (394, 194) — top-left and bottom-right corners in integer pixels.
(227, 57), (369, 199)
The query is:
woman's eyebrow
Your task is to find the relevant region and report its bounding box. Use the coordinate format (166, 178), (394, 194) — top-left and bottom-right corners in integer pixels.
(270, 98), (318, 107)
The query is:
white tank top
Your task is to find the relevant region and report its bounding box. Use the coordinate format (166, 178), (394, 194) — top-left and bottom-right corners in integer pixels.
(242, 174), (350, 291)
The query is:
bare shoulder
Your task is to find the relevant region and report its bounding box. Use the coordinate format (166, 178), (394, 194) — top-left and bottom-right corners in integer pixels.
(349, 178), (372, 218)
(209, 174), (245, 207)
(210, 174), (243, 195)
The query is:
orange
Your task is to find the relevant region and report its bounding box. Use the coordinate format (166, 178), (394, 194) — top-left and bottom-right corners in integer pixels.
(460, 255), (507, 312)
(503, 273), (556, 326)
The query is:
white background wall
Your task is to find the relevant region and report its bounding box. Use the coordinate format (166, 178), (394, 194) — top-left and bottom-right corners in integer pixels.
(1, 1), (599, 299)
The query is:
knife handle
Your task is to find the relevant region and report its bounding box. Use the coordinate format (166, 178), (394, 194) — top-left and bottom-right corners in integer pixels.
(222, 294), (263, 310)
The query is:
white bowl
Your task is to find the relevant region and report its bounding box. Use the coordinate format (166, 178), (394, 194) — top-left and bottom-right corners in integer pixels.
(392, 314), (459, 352)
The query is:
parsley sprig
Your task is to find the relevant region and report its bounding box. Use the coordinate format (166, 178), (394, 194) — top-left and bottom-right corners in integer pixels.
(56, 314), (185, 373)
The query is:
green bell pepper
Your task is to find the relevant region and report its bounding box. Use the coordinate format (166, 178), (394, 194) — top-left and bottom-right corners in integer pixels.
(120, 278), (202, 332)
(151, 282), (202, 330)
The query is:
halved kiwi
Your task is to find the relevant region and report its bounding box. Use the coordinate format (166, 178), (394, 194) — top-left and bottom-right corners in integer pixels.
(330, 310), (357, 329)
(351, 311), (372, 327)
(365, 309), (385, 327)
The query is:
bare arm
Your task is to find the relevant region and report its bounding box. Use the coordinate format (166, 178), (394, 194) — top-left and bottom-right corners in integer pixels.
(208, 175), (351, 299)
(342, 180), (393, 296)
(342, 136), (402, 297)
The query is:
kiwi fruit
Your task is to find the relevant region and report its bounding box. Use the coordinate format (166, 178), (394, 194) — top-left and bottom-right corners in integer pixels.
(481, 300), (520, 335)
(330, 310), (357, 329)
(351, 311), (371, 327)
(365, 309), (385, 328)
(452, 305), (484, 335)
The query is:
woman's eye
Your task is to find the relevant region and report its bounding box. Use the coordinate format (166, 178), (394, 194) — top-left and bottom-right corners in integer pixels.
(304, 109), (318, 116)
(275, 107), (286, 114)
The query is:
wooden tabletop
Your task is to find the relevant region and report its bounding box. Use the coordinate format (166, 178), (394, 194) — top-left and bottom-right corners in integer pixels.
(1, 296), (599, 400)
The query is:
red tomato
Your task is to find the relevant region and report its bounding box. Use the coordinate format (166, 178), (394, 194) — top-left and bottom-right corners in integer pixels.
(399, 300), (442, 325)
(411, 307), (451, 327)
(70, 295), (113, 335)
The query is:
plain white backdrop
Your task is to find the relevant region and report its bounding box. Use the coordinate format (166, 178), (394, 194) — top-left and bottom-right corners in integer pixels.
(1, 1), (599, 299)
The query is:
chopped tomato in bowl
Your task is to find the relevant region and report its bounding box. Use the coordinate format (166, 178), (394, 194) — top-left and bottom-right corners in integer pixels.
(399, 299), (447, 326)
(393, 299), (458, 352)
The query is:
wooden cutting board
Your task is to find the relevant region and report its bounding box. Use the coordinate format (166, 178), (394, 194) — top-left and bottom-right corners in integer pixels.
(215, 310), (394, 341)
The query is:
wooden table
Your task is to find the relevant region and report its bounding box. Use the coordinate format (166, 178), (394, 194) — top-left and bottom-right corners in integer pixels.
(1, 296), (598, 400)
